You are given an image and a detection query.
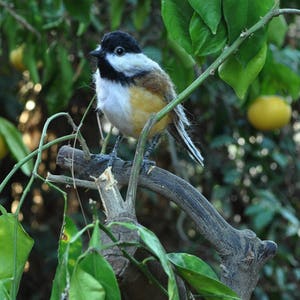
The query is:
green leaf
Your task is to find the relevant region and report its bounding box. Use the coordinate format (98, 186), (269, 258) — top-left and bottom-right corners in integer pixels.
(2, 14), (19, 51)
(267, 15), (288, 47)
(63, 0), (93, 23)
(132, 0), (151, 30)
(188, 0), (221, 34)
(218, 42), (267, 100)
(161, 0), (193, 54)
(223, 0), (274, 43)
(163, 41), (195, 92)
(259, 48), (300, 101)
(223, 0), (248, 44)
(253, 210), (276, 230)
(70, 267), (105, 300)
(112, 222), (179, 300)
(69, 251), (120, 300)
(237, 30), (267, 66)
(223, 0), (273, 64)
(0, 280), (10, 300)
(168, 253), (218, 280)
(50, 216), (82, 300)
(245, 190), (280, 231)
(138, 227), (179, 299)
(0, 213), (34, 296)
(59, 217), (82, 273)
(110, 0), (125, 30)
(280, 208), (299, 226)
(256, 189), (279, 203)
(0, 117), (33, 176)
(89, 223), (102, 251)
(189, 12), (227, 57)
(272, 152), (289, 168)
(168, 253), (240, 300)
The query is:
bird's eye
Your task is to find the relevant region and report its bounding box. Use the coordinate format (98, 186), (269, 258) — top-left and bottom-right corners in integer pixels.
(114, 46), (125, 56)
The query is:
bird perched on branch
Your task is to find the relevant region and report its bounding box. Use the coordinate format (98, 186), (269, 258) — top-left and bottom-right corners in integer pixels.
(90, 31), (204, 166)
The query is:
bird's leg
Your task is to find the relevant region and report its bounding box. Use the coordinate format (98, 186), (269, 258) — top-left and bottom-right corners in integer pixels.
(141, 134), (161, 173)
(144, 134), (161, 160)
(108, 134), (123, 167)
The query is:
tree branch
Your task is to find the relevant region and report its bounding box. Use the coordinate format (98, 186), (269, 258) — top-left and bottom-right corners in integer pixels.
(50, 146), (277, 300)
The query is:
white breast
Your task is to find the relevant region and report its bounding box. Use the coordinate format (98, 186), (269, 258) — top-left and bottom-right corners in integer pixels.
(93, 70), (133, 136)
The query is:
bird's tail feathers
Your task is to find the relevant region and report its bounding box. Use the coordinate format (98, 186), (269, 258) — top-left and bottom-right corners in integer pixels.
(168, 105), (203, 166)
(173, 119), (204, 166)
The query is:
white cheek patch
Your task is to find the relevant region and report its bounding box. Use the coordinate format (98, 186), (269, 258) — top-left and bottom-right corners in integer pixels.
(106, 53), (161, 77)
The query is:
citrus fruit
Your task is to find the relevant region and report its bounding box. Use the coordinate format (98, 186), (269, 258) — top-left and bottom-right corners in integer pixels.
(9, 45), (26, 71)
(247, 95), (291, 130)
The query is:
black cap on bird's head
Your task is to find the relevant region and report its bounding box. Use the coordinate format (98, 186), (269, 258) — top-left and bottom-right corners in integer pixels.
(90, 31), (141, 58)
(90, 31), (150, 83)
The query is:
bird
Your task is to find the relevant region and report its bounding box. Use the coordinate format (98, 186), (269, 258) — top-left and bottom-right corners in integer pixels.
(90, 31), (204, 166)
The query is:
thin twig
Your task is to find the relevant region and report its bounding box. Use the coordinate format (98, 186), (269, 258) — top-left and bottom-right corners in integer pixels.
(47, 173), (97, 190)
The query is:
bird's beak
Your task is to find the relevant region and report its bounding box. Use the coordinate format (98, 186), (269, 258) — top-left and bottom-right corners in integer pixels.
(89, 47), (105, 58)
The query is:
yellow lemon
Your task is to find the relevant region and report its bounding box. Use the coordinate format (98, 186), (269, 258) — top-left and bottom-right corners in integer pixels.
(247, 95), (291, 130)
(9, 44), (26, 71)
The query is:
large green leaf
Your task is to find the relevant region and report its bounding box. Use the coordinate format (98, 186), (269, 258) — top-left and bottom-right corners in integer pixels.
(223, 0), (273, 64)
(112, 222), (179, 300)
(88, 222), (102, 251)
(70, 267), (105, 300)
(0, 213), (34, 296)
(0, 281), (10, 300)
(189, 12), (227, 57)
(163, 40), (195, 92)
(188, 0), (222, 34)
(267, 15), (288, 47)
(245, 190), (280, 231)
(218, 42), (267, 100)
(69, 251), (120, 300)
(161, 0), (193, 54)
(259, 48), (300, 100)
(223, 0), (274, 43)
(168, 253), (240, 300)
(0, 117), (33, 176)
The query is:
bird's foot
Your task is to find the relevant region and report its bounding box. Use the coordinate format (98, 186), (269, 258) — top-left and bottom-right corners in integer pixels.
(107, 135), (122, 168)
(141, 158), (156, 175)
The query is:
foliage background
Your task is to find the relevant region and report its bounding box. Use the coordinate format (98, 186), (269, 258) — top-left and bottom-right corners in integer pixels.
(0, 0), (299, 299)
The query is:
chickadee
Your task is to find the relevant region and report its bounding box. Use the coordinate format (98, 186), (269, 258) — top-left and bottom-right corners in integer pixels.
(90, 31), (204, 166)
